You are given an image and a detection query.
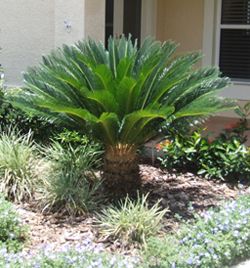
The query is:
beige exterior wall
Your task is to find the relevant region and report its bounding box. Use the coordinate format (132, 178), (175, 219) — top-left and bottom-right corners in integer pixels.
(157, 0), (204, 53)
(54, 0), (85, 47)
(85, 0), (105, 41)
(0, 0), (55, 85)
(0, 0), (105, 86)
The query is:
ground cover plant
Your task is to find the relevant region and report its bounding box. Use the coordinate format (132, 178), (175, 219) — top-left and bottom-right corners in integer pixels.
(96, 193), (167, 245)
(8, 35), (234, 196)
(0, 246), (137, 268)
(0, 194), (27, 252)
(143, 194), (250, 268)
(0, 129), (46, 202)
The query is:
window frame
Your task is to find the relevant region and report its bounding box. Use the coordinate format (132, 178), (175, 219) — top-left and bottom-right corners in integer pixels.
(203, 0), (250, 100)
(110, 0), (156, 44)
(215, 0), (250, 84)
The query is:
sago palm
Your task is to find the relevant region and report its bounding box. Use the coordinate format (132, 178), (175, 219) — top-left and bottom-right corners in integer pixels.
(8, 36), (233, 196)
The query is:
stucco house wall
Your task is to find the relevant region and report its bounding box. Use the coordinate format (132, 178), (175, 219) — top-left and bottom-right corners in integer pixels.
(0, 0), (55, 85)
(0, 0), (105, 86)
(157, 0), (204, 53)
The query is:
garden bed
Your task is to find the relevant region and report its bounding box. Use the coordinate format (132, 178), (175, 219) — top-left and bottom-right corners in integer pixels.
(15, 164), (248, 256)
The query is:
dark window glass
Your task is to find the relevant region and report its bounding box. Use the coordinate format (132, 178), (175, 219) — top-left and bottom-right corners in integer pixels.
(221, 0), (250, 24)
(123, 0), (142, 46)
(105, 0), (114, 47)
(219, 29), (250, 81)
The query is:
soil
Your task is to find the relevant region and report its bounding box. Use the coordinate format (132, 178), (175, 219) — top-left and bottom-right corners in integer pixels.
(15, 164), (249, 255)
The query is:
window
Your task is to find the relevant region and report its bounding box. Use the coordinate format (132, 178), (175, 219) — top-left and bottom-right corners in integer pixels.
(105, 0), (142, 47)
(218, 0), (250, 82)
(123, 0), (142, 46)
(105, 0), (114, 47)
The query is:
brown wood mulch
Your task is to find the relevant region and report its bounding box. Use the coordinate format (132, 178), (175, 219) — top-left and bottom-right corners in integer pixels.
(15, 164), (249, 255)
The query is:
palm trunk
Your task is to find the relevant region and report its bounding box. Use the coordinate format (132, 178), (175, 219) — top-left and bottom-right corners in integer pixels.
(103, 144), (141, 198)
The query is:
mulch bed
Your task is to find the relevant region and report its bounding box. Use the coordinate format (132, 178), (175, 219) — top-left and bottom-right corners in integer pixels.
(15, 164), (249, 255)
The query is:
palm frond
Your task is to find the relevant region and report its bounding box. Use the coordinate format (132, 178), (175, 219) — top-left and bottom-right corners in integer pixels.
(7, 36), (234, 147)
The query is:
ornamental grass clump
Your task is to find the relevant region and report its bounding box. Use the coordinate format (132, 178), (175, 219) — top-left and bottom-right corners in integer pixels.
(40, 141), (103, 216)
(0, 129), (45, 202)
(96, 193), (168, 245)
(144, 194), (250, 268)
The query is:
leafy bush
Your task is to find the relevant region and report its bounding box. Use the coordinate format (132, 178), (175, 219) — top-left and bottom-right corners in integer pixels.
(0, 129), (46, 202)
(53, 129), (103, 152)
(224, 101), (250, 144)
(158, 129), (250, 180)
(143, 194), (250, 268)
(40, 141), (103, 216)
(96, 194), (168, 245)
(0, 97), (59, 145)
(0, 195), (27, 251)
(198, 136), (250, 179)
(157, 130), (205, 171)
(0, 75), (59, 144)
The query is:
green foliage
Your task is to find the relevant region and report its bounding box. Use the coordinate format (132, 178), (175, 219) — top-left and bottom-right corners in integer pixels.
(0, 96), (59, 144)
(0, 66), (3, 90)
(158, 130), (205, 171)
(54, 129), (89, 146)
(0, 194), (27, 252)
(0, 129), (46, 202)
(53, 128), (101, 149)
(222, 102), (250, 143)
(8, 36), (234, 148)
(96, 193), (168, 244)
(0, 74), (59, 144)
(0, 247), (136, 268)
(198, 136), (250, 180)
(143, 194), (250, 268)
(40, 141), (103, 216)
(158, 129), (250, 180)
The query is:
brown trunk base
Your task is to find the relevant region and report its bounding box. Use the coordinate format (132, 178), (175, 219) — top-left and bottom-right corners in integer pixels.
(103, 144), (141, 199)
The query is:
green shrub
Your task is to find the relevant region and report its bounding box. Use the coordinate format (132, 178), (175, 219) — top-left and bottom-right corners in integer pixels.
(0, 194), (27, 251)
(157, 130), (205, 172)
(143, 194), (250, 268)
(0, 81), (59, 144)
(225, 101), (250, 144)
(53, 129), (90, 146)
(0, 129), (46, 202)
(53, 128), (103, 151)
(198, 136), (250, 179)
(96, 194), (168, 245)
(158, 129), (250, 180)
(40, 141), (103, 216)
(0, 101), (59, 145)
